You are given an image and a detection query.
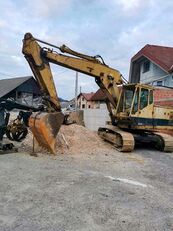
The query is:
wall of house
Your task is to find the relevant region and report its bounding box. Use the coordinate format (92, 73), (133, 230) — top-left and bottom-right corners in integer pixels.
(164, 75), (173, 87)
(154, 88), (173, 107)
(77, 96), (94, 109)
(92, 101), (106, 109)
(77, 96), (87, 109)
(77, 96), (107, 110)
(140, 61), (167, 83)
(2, 78), (41, 106)
(87, 101), (94, 109)
(16, 78), (41, 94)
(139, 60), (173, 87)
(15, 79), (41, 106)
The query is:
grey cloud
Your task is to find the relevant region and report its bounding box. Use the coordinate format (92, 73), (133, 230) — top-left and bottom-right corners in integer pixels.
(25, 0), (73, 18)
(0, 0), (173, 99)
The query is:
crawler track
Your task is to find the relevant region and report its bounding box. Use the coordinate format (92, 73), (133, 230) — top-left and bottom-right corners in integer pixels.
(153, 132), (173, 152)
(98, 126), (173, 153)
(98, 125), (135, 152)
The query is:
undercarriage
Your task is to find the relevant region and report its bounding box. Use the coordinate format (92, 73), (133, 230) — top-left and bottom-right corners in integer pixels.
(98, 125), (173, 152)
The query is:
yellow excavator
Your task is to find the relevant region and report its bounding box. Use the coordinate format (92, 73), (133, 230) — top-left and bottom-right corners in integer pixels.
(22, 33), (173, 154)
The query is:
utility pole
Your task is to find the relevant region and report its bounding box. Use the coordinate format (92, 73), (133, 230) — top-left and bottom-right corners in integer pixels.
(75, 72), (78, 110)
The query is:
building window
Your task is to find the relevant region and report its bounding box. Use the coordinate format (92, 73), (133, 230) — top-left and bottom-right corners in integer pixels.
(143, 60), (150, 73)
(157, 81), (163, 86)
(88, 105), (91, 108)
(82, 104), (85, 109)
(82, 97), (84, 101)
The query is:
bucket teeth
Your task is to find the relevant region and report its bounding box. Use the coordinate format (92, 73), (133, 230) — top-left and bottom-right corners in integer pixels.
(29, 112), (64, 154)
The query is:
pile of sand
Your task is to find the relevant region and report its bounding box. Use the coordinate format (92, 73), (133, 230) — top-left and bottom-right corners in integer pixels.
(19, 124), (108, 155)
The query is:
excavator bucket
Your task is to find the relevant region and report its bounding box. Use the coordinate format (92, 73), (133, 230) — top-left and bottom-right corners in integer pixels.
(29, 112), (64, 154)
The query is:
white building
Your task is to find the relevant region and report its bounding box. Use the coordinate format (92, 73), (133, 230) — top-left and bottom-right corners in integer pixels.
(129, 44), (173, 87)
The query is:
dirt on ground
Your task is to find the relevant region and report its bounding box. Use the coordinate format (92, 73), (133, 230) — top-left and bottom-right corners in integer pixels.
(1, 114), (173, 230)
(18, 124), (110, 155)
(0, 141), (173, 231)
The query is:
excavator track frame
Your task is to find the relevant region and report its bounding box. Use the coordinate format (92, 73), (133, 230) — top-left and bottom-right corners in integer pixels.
(98, 126), (173, 153)
(98, 125), (135, 152)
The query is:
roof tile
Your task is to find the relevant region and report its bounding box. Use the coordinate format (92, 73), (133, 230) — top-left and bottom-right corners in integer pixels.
(90, 89), (107, 101)
(131, 44), (173, 73)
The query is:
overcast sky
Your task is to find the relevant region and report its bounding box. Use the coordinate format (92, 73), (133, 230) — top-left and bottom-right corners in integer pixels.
(0, 0), (173, 100)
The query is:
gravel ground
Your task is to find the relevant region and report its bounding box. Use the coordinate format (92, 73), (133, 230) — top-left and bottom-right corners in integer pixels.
(0, 145), (173, 231)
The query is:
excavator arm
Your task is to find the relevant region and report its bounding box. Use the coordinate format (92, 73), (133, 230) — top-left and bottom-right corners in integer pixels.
(22, 33), (125, 153)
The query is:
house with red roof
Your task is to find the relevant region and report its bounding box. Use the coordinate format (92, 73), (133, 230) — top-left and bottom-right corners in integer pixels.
(77, 89), (107, 109)
(90, 89), (107, 109)
(77, 90), (110, 130)
(129, 44), (173, 87)
(77, 92), (95, 109)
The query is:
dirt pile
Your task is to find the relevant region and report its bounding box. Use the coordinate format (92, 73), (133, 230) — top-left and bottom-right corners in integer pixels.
(19, 124), (108, 155)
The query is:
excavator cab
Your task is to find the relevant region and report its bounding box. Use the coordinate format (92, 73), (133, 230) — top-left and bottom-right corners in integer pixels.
(116, 84), (154, 123)
(116, 84), (136, 117)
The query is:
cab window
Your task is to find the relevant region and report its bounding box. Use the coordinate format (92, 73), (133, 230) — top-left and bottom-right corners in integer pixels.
(124, 89), (134, 110)
(132, 88), (139, 114)
(140, 89), (149, 110)
(149, 90), (153, 104)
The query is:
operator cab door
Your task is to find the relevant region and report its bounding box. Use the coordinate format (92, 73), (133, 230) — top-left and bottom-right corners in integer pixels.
(130, 87), (154, 126)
